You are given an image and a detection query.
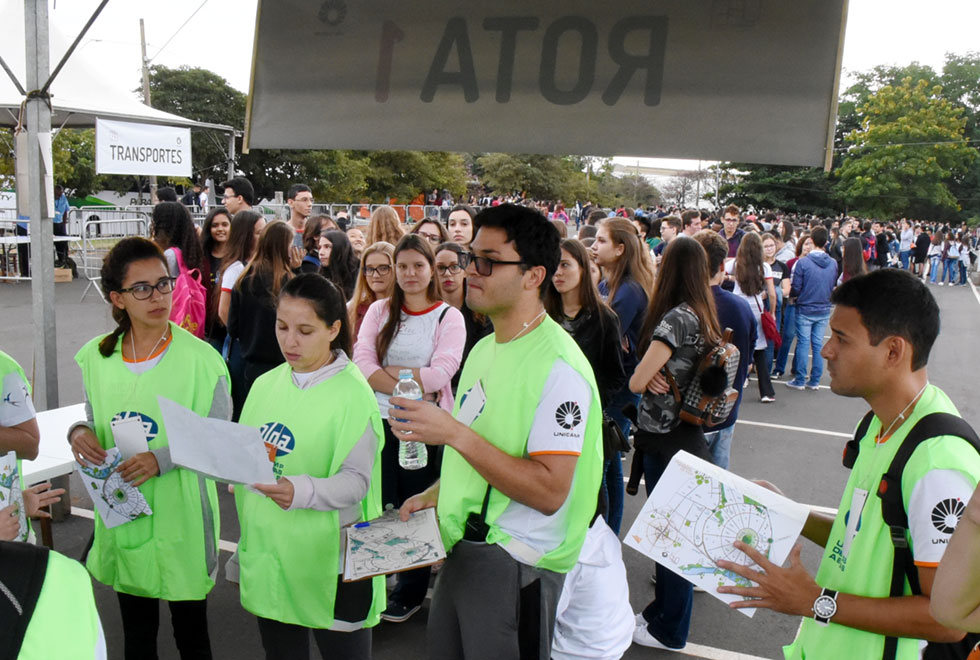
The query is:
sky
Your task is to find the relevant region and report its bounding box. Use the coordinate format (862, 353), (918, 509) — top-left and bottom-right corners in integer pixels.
(14, 0), (980, 172)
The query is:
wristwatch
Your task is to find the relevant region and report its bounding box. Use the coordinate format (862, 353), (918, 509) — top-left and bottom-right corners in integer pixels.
(812, 588), (838, 626)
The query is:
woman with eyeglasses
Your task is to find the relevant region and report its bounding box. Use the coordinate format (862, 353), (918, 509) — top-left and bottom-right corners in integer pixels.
(353, 233), (465, 624)
(69, 237), (230, 658)
(434, 241), (493, 391)
(410, 218), (450, 247)
(348, 242), (396, 335)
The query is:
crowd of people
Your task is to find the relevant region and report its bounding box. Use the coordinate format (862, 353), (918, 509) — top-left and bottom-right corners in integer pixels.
(3, 182), (980, 660)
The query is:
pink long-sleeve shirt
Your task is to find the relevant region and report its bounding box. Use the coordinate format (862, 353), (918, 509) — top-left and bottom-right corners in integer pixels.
(353, 298), (466, 418)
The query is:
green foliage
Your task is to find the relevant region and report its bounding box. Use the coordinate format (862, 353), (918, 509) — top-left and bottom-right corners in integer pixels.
(716, 164), (838, 216)
(835, 77), (976, 219)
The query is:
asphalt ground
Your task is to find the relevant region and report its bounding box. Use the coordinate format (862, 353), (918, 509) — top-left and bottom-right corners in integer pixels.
(3, 273), (979, 660)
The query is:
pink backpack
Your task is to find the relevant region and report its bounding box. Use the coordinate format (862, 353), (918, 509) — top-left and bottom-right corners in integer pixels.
(168, 247), (207, 338)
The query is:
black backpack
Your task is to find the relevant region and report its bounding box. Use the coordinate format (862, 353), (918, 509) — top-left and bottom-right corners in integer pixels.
(0, 541), (49, 658)
(845, 412), (980, 660)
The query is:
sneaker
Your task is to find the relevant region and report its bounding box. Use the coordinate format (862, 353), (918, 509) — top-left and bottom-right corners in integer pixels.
(635, 612), (646, 627)
(632, 623), (686, 651)
(771, 370), (784, 378)
(784, 380), (806, 390)
(938, 282), (944, 286)
(805, 384), (820, 391)
(380, 601), (421, 623)
(761, 395), (776, 403)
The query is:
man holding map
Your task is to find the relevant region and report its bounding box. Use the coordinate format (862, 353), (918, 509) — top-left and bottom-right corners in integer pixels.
(391, 205), (602, 660)
(716, 270), (980, 659)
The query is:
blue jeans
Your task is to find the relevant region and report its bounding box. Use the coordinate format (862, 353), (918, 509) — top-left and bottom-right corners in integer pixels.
(942, 258), (959, 284)
(930, 256), (942, 283)
(704, 425), (736, 470)
(900, 250), (911, 269)
(640, 450), (693, 649)
(602, 386), (638, 534)
(774, 303), (796, 374)
(960, 259), (968, 285)
(791, 312), (830, 386)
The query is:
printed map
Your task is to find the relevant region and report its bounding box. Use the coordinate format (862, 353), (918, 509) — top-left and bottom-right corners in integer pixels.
(76, 447), (152, 529)
(625, 451), (809, 616)
(344, 508), (445, 581)
(0, 450), (28, 541)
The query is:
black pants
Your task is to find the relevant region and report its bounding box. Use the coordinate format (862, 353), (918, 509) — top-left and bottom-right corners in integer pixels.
(116, 592), (211, 660)
(753, 349), (775, 398)
(256, 618), (371, 660)
(15, 224), (29, 277)
(382, 419), (440, 608)
(53, 220), (67, 264)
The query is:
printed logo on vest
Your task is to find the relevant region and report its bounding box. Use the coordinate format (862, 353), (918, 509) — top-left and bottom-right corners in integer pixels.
(111, 411), (159, 442)
(931, 498), (965, 535)
(555, 401), (582, 430)
(260, 422), (296, 477)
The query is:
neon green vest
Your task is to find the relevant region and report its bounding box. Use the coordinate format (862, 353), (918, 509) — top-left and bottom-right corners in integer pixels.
(785, 386), (980, 660)
(18, 550), (104, 659)
(236, 359), (386, 628)
(0, 350), (32, 542)
(75, 323), (226, 600)
(437, 316), (602, 574)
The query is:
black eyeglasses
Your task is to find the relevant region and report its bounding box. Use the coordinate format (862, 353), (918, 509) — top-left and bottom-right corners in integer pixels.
(363, 265), (391, 276)
(458, 252), (525, 277)
(418, 232), (441, 244)
(436, 263), (463, 276)
(117, 277), (176, 300)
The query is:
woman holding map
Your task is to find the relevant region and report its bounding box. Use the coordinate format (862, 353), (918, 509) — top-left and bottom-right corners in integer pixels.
(236, 273), (385, 659)
(627, 238), (721, 653)
(68, 237), (231, 659)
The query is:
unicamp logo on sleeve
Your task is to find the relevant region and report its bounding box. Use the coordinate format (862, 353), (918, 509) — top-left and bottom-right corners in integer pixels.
(931, 498), (966, 535)
(554, 401), (582, 430)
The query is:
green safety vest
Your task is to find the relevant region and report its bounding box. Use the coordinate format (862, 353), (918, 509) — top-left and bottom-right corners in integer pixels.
(785, 385), (980, 660)
(236, 359), (386, 629)
(437, 316), (602, 574)
(18, 550), (103, 659)
(0, 350), (32, 542)
(75, 323), (227, 600)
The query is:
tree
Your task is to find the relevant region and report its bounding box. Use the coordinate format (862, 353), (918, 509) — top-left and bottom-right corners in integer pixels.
(716, 164), (838, 216)
(660, 172), (700, 207)
(835, 77), (976, 219)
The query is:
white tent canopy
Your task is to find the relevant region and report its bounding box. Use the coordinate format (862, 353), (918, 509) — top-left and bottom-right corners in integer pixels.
(0, 0), (234, 132)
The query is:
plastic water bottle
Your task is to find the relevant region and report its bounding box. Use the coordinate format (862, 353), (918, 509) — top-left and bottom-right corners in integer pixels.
(393, 369), (427, 470)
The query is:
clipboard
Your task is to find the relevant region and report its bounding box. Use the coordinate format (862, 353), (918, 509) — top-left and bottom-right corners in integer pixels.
(343, 508), (446, 582)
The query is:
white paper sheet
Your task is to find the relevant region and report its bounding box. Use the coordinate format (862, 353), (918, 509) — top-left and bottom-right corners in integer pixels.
(111, 416), (150, 459)
(76, 448), (152, 529)
(624, 451), (809, 617)
(157, 396), (276, 485)
(0, 450), (28, 541)
(344, 508), (446, 582)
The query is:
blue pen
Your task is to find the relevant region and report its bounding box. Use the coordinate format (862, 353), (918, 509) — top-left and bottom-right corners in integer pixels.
(354, 522), (371, 528)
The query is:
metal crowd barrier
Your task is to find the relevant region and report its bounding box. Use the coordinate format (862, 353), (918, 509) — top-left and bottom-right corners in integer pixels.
(73, 208), (150, 302)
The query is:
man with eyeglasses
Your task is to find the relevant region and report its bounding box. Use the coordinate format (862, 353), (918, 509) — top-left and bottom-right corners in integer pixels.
(391, 205), (602, 659)
(220, 177), (255, 216)
(719, 203), (746, 258)
(286, 184), (314, 247)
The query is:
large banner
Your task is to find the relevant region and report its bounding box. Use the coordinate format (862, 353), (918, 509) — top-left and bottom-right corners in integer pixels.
(96, 118), (192, 177)
(245, 1), (848, 168)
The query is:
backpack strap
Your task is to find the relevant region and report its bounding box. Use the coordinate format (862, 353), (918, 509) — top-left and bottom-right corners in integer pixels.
(0, 541), (50, 657)
(171, 246), (186, 273)
(877, 412), (980, 660)
(842, 410), (875, 469)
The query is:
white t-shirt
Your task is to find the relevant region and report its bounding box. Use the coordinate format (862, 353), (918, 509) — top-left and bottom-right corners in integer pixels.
(908, 468), (976, 566)
(725, 260), (773, 350)
(220, 260), (246, 292)
(552, 519), (634, 660)
(0, 369), (35, 428)
(376, 302), (448, 418)
(492, 359), (593, 563)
